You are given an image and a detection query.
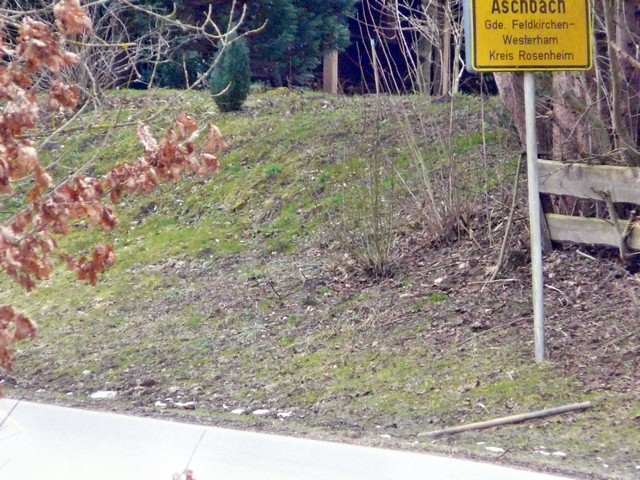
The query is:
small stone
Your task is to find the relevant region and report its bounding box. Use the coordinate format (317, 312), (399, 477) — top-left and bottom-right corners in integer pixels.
(252, 409), (270, 416)
(277, 411), (293, 418)
(173, 401), (196, 410)
(90, 390), (117, 400)
(231, 408), (245, 415)
(485, 446), (505, 454)
(552, 451), (567, 457)
(433, 276), (452, 290)
(155, 401), (167, 408)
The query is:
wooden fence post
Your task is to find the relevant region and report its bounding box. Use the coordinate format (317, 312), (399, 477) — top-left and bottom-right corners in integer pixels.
(323, 51), (338, 95)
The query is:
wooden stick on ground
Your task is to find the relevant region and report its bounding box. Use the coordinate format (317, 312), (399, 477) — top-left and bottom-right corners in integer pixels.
(418, 401), (592, 439)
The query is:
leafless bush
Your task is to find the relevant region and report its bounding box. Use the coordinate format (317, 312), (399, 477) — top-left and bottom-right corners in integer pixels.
(7, 0), (253, 105)
(53, 2), (148, 101)
(330, 156), (396, 279)
(393, 108), (473, 243)
(356, 0), (464, 95)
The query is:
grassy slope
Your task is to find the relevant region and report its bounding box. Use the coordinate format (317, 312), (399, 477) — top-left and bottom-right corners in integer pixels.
(0, 89), (637, 479)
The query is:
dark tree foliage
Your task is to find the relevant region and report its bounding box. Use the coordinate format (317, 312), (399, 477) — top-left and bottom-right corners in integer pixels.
(247, 0), (356, 86)
(245, 0), (298, 86)
(209, 33), (251, 112)
(138, 0), (358, 88)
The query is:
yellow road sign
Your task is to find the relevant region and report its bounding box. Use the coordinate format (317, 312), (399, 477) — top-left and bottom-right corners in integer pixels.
(465, 0), (593, 71)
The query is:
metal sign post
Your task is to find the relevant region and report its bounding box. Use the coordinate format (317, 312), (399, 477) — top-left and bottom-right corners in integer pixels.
(524, 73), (545, 363)
(463, 0), (593, 362)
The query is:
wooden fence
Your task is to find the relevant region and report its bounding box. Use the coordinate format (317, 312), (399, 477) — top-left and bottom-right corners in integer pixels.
(538, 160), (640, 251)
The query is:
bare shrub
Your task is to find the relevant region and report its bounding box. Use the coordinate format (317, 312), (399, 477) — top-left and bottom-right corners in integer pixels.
(328, 155), (396, 279)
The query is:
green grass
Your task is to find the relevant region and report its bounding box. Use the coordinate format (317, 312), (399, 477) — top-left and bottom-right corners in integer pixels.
(0, 89), (633, 479)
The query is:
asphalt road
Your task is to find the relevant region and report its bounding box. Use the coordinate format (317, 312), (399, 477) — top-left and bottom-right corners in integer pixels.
(0, 398), (575, 479)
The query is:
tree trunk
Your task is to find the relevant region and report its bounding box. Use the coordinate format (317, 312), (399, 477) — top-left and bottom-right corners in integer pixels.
(417, 34), (432, 95)
(602, 0), (640, 165)
(439, 4), (451, 96)
(551, 73), (597, 160)
(496, 0), (640, 165)
(494, 73), (526, 147)
(430, 2), (443, 96)
(417, 0), (437, 94)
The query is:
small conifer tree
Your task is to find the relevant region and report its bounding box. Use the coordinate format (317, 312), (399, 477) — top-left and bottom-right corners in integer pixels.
(209, 34), (251, 112)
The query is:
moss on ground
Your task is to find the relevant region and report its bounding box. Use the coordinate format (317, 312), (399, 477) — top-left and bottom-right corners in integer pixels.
(0, 89), (636, 479)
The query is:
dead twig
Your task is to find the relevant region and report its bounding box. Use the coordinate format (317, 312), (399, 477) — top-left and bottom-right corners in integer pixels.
(576, 250), (596, 261)
(546, 285), (563, 294)
(599, 189), (638, 261)
(599, 330), (638, 352)
(469, 278), (516, 286)
(490, 153), (523, 281)
(453, 317), (528, 348)
(0, 398), (21, 430)
(267, 280), (284, 305)
(418, 401), (592, 439)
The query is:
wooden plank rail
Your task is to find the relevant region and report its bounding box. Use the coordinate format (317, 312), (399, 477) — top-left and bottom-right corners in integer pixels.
(539, 159), (640, 203)
(545, 214), (640, 250)
(537, 160), (640, 250)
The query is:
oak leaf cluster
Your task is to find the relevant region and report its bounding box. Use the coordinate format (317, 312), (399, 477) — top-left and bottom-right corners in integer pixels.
(0, 0), (226, 382)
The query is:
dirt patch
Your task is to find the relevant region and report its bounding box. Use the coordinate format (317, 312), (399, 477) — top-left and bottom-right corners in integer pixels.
(5, 218), (639, 479)
(0, 90), (637, 479)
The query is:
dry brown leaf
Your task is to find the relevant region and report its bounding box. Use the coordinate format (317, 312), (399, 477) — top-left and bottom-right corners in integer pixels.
(54, 0), (93, 36)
